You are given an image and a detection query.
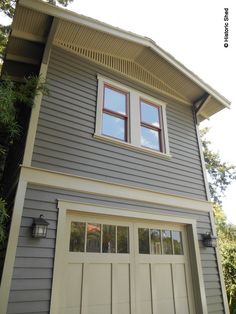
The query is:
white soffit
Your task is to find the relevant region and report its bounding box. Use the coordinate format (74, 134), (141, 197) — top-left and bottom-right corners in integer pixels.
(14, 0), (230, 118)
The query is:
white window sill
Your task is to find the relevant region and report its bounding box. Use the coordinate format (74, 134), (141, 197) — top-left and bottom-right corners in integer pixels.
(93, 134), (172, 160)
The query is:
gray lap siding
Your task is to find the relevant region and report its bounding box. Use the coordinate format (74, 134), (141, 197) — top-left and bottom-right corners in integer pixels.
(31, 47), (207, 200)
(7, 185), (223, 314)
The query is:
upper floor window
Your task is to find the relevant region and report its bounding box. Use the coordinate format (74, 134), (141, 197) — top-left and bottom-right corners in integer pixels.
(140, 99), (162, 151)
(102, 85), (129, 141)
(95, 75), (170, 157)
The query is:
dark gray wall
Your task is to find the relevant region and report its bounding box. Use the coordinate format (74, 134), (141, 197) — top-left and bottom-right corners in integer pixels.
(31, 47), (207, 200)
(7, 184), (224, 313)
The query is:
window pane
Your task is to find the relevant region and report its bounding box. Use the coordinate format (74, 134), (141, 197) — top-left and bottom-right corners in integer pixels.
(150, 229), (162, 254)
(141, 127), (160, 150)
(162, 230), (173, 254)
(138, 228), (150, 254)
(172, 231), (183, 255)
(104, 86), (126, 114)
(102, 113), (125, 140)
(69, 222), (86, 252)
(141, 101), (160, 127)
(102, 225), (116, 253)
(117, 226), (129, 253)
(86, 223), (101, 252)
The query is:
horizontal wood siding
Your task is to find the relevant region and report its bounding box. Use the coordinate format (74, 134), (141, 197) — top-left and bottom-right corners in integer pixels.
(7, 185), (224, 313)
(31, 47), (207, 200)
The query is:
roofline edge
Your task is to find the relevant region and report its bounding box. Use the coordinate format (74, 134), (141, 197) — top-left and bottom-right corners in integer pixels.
(18, 0), (231, 109)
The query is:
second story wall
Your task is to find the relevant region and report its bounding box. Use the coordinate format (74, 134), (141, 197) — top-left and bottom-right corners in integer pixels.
(31, 47), (207, 200)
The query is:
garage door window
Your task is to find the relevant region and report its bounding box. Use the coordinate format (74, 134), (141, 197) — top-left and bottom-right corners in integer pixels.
(69, 221), (129, 254)
(138, 228), (183, 255)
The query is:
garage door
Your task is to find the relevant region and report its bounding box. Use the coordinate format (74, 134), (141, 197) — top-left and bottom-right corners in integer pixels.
(58, 213), (195, 314)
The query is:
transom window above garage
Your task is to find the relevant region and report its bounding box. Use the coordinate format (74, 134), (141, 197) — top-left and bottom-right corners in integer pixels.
(95, 75), (170, 157)
(138, 228), (183, 255)
(69, 221), (129, 254)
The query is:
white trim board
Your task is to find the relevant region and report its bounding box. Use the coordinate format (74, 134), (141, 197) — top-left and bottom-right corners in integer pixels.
(21, 165), (213, 212)
(50, 200), (208, 314)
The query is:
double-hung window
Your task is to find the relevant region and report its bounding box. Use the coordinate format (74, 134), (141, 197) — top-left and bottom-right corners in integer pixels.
(102, 85), (128, 141)
(95, 75), (170, 157)
(140, 99), (162, 151)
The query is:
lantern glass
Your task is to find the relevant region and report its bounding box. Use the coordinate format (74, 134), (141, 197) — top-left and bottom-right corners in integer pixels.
(202, 233), (217, 248)
(32, 215), (49, 238)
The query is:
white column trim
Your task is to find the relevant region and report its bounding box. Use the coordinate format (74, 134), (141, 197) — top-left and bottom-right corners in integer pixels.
(0, 174), (27, 314)
(22, 18), (58, 166)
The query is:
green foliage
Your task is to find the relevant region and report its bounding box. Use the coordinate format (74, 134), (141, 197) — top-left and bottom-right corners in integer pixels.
(213, 204), (236, 313)
(201, 127), (236, 204)
(0, 0), (74, 19)
(0, 24), (10, 59)
(0, 75), (49, 146)
(0, 75), (49, 244)
(0, 0), (15, 18)
(201, 129), (236, 313)
(0, 198), (8, 244)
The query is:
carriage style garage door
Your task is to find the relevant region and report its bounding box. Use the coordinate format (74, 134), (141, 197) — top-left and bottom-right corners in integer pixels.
(58, 213), (195, 314)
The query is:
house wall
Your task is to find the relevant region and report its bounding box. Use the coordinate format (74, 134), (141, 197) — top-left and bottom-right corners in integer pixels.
(6, 184), (224, 314)
(31, 47), (207, 201)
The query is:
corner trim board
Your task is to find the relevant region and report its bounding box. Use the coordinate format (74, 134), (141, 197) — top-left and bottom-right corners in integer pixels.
(0, 174), (27, 314)
(22, 17), (58, 167)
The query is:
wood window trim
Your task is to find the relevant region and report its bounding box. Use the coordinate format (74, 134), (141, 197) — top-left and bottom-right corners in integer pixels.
(95, 74), (171, 157)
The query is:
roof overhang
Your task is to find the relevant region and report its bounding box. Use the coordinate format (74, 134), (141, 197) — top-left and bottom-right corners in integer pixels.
(3, 0), (230, 120)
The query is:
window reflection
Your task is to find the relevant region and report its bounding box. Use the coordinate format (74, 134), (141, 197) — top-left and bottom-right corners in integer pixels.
(102, 224), (116, 253)
(102, 113), (125, 140)
(117, 226), (129, 253)
(104, 86), (126, 114)
(69, 222), (86, 252)
(150, 229), (162, 254)
(172, 231), (183, 255)
(141, 127), (160, 150)
(138, 228), (150, 254)
(86, 223), (101, 253)
(141, 101), (160, 127)
(162, 230), (173, 254)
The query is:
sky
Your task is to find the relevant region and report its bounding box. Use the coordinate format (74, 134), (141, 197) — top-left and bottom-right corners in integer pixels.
(1, 0), (236, 222)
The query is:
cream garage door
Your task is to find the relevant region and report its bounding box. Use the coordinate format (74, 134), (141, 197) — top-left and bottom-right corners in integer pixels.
(58, 213), (195, 314)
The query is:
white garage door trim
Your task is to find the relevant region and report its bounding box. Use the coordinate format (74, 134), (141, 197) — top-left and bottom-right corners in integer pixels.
(50, 200), (208, 314)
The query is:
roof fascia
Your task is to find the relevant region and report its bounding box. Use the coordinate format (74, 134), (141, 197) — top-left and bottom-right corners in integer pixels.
(19, 0), (230, 109)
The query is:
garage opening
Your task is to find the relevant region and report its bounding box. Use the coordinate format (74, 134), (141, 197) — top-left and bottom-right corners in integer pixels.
(57, 213), (195, 314)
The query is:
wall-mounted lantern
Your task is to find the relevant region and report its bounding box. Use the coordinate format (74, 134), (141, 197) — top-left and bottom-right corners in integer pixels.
(32, 215), (49, 238)
(202, 232), (217, 248)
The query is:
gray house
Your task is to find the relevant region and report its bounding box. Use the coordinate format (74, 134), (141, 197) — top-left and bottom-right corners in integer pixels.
(0, 0), (231, 313)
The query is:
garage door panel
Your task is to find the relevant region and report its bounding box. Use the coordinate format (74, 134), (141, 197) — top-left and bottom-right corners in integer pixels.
(117, 302), (130, 314)
(87, 263), (111, 307)
(175, 298), (189, 314)
(151, 263), (173, 301)
(136, 264), (151, 301)
(156, 300), (175, 314)
(65, 263), (83, 309)
(172, 264), (188, 298)
(136, 264), (152, 314)
(172, 264), (190, 314)
(87, 304), (111, 314)
(117, 264), (130, 304)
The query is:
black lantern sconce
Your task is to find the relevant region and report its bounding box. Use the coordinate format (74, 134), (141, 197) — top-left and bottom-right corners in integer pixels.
(32, 215), (49, 238)
(202, 232), (217, 248)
